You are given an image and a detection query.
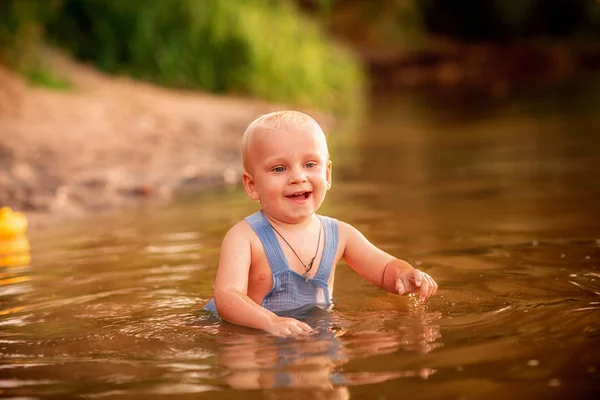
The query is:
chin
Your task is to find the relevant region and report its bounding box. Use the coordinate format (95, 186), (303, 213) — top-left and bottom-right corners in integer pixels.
(274, 208), (315, 223)
(294, 206), (320, 220)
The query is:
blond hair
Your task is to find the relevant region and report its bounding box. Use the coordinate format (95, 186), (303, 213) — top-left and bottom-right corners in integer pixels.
(241, 110), (326, 173)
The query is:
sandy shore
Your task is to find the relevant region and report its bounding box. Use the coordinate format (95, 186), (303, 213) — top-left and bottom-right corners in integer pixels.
(0, 52), (284, 226)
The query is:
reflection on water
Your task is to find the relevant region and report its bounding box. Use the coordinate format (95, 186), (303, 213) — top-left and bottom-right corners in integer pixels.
(207, 303), (439, 395)
(2, 81), (600, 399)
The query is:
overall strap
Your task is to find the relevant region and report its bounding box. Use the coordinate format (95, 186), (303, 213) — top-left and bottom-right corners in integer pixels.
(314, 216), (339, 282)
(245, 211), (289, 275)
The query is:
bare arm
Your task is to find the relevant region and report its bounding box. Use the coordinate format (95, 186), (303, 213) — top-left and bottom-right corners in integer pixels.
(340, 221), (437, 301)
(213, 222), (312, 335)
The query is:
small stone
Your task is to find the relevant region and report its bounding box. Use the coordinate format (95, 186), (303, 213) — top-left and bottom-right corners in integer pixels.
(548, 378), (561, 387)
(11, 162), (38, 184)
(181, 164), (199, 178)
(55, 185), (70, 205)
(130, 184), (153, 196)
(157, 185), (173, 201)
(223, 168), (238, 185)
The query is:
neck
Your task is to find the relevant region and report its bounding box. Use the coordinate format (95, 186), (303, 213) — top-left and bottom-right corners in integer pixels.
(261, 210), (316, 230)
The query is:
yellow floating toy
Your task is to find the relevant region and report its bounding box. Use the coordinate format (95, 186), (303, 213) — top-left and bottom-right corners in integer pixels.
(0, 207), (30, 267)
(0, 207), (27, 240)
(0, 207), (28, 238)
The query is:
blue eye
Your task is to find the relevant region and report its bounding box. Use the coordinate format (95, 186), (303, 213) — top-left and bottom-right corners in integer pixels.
(272, 166), (286, 173)
(305, 162), (317, 168)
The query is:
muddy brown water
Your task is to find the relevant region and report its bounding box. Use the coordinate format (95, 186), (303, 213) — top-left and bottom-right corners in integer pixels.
(2, 81), (600, 399)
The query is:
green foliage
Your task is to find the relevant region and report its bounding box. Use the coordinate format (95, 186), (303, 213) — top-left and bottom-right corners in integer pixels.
(0, 1), (46, 68)
(0, 0), (71, 87)
(42, 0), (363, 117)
(24, 64), (71, 89)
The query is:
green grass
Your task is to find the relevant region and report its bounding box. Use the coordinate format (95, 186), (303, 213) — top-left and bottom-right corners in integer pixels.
(24, 64), (71, 89)
(0, 0), (364, 120)
(44, 0), (365, 118)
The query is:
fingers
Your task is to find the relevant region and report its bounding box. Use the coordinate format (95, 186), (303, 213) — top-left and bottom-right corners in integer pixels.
(270, 318), (313, 337)
(418, 274), (429, 302)
(396, 269), (421, 295)
(427, 273), (438, 297)
(414, 269), (422, 287)
(397, 269), (439, 302)
(418, 273), (438, 302)
(292, 320), (313, 334)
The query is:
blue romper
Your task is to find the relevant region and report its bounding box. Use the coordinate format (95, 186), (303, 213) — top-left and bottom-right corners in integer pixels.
(205, 211), (339, 315)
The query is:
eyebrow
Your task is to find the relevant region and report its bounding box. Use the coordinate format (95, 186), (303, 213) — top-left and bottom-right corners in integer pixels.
(263, 152), (324, 165)
(262, 157), (287, 168)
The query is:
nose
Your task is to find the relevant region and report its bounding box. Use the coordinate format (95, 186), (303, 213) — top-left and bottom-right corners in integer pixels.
(288, 166), (307, 184)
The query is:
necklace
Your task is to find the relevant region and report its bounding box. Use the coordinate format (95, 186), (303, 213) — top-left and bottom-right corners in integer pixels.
(262, 212), (322, 282)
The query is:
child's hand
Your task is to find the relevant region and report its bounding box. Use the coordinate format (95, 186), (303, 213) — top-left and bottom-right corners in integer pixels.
(267, 316), (313, 337)
(396, 269), (438, 302)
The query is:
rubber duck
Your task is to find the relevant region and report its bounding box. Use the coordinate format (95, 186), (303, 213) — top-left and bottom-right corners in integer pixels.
(0, 207), (30, 267)
(0, 252), (31, 267)
(0, 207), (28, 238)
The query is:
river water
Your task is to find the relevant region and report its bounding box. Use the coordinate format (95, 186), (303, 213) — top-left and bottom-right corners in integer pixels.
(2, 81), (600, 399)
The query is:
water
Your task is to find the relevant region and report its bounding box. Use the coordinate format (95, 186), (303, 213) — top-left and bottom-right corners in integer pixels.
(2, 82), (600, 399)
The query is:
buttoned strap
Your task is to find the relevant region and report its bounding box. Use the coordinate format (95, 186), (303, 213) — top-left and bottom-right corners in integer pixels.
(314, 216), (338, 282)
(245, 211), (289, 274)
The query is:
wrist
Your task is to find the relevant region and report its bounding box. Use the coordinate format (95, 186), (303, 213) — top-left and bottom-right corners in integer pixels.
(265, 313), (282, 332)
(381, 259), (414, 293)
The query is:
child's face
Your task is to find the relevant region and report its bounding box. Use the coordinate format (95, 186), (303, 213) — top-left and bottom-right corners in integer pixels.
(243, 124), (332, 223)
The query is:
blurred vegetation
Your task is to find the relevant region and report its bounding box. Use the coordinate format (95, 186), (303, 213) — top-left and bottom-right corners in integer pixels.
(0, 0), (364, 117)
(1, 0), (598, 108)
(302, 0), (600, 92)
(0, 0), (70, 88)
(419, 0), (599, 41)
(306, 0), (599, 45)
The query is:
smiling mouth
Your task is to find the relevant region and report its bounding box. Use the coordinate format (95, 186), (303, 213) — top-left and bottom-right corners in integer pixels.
(286, 191), (311, 200)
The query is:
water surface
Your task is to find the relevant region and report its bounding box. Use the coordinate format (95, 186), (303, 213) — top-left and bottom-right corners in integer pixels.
(1, 82), (600, 399)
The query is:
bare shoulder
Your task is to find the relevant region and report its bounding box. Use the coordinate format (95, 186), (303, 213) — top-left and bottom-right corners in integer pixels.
(214, 219), (256, 292)
(221, 219), (255, 248)
(336, 219), (361, 238)
(333, 219), (363, 251)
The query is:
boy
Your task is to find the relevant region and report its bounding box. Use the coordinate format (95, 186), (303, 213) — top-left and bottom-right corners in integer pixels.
(206, 111), (438, 336)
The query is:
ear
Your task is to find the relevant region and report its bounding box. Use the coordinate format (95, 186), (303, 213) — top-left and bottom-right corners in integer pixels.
(242, 171), (260, 201)
(326, 159), (333, 190)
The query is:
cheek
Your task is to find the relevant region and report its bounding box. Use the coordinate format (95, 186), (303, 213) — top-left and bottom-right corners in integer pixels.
(314, 169), (328, 183)
(258, 176), (284, 194)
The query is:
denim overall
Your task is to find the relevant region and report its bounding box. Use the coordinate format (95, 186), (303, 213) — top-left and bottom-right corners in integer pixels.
(205, 211), (339, 315)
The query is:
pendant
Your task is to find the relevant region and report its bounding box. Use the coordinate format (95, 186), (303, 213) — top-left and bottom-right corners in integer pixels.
(304, 259), (314, 282)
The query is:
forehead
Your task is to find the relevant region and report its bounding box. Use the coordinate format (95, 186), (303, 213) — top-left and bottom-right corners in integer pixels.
(249, 125), (328, 158)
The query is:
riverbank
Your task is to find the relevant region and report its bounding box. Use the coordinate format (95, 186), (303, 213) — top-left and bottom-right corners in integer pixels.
(0, 52), (285, 228)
